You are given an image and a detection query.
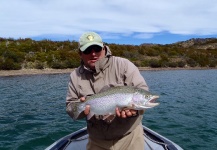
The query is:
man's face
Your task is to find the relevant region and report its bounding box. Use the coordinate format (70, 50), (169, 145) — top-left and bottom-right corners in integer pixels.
(80, 45), (106, 70)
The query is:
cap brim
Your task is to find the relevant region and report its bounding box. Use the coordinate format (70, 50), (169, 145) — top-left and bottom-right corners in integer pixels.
(80, 42), (103, 51)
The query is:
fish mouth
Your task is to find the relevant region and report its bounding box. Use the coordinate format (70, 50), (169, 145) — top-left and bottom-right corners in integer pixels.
(146, 95), (160, 107)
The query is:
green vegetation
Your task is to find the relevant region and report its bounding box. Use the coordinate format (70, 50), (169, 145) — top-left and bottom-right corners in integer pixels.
(0, 37), (217, 70)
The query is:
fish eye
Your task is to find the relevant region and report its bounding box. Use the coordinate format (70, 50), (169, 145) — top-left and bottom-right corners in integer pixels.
(144, 95), (150, 99)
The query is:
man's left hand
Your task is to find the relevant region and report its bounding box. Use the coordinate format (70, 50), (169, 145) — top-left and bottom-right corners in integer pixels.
(116, 108), (137, 118)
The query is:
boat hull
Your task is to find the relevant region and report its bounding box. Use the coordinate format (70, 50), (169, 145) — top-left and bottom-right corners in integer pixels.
(45, 126), (183, 150)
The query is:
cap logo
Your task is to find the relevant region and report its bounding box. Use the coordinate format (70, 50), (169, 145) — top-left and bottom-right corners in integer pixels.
(87, 35), (94, 41)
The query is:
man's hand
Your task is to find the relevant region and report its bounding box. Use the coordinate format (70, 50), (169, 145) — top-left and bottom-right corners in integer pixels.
(80, 97), (90, 115)
(116, 108), (137, 118)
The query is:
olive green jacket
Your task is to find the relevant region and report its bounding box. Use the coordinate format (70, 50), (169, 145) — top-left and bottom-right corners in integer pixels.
(66, 47), (148, 140)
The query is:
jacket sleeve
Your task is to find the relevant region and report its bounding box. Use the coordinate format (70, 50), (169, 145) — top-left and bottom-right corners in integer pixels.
(66, 71), (86, 120)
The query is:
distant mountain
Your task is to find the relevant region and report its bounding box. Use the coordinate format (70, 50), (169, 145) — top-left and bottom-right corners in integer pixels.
(140, 38), (217, 50)
(173, 38), (217, 49)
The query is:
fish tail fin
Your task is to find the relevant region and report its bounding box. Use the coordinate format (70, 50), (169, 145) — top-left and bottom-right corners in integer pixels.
(72, 102), (86, 120)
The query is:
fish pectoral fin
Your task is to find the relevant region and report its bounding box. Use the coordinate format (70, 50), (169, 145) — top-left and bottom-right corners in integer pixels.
(102, 114), (116, 122)
(87, 112), (95, 120)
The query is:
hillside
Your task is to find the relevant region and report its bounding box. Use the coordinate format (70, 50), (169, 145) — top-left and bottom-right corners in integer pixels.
(174, 38), (217, 49)
(0, 37), (216, 70)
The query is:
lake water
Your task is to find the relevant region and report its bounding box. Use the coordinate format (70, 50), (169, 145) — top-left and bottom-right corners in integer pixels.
(0, 69), (217, 150)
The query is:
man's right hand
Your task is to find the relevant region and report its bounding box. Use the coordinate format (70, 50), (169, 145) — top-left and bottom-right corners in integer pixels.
(80, 97), (90, 115)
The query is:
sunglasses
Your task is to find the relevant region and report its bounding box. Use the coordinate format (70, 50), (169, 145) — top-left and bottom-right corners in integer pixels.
(83, 45), (102, 55)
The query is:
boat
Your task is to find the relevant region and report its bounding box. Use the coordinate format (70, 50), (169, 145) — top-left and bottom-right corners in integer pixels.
(45, 125), (183, 150)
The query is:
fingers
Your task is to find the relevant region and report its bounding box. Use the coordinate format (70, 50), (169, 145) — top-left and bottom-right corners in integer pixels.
(121, 111), (127, 118)
(116, 108), (137, 118)
(125, 109), (132, 117)
(84, 105), (90, 115)
(79, 97), (90, 115)
(131, 110), (137, 116)
(80, 97), (86, 102)
(116, 107), (121, 117)
(116, 108), (127, 118)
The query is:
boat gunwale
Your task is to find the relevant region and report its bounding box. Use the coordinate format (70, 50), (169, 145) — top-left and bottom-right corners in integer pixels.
(46, 126), (182, 150)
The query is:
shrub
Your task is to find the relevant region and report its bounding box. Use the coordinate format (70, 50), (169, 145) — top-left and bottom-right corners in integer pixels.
(167, 62), (178, 68)
(50, 61), (66, 69)
(141, 60), (149, 67)
(209, 61), (217, 67)
(177, 61), (186, 67)
(35, 61), (45, 69)
(187, 58), (197, 67)
(0, 58), (21, 70)
(149, 59), (161, 68)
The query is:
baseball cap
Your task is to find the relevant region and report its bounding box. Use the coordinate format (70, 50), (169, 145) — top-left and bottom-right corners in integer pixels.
(79, 32), (104, 51)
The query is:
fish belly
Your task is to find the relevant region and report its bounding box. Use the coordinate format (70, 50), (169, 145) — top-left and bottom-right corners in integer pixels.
(86, 94), (133, 115)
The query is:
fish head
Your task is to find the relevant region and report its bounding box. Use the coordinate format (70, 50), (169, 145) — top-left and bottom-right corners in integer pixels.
(132, 90), (159, 110)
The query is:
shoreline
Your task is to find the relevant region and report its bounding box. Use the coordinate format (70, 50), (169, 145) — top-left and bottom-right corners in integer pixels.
(0, 67), (216, 77)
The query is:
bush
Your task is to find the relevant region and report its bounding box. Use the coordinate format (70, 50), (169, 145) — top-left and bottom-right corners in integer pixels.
(141, 60), (149, 67)
(187, 58), (197, 67)
(0, 58), (21, 70)
(50, 61), (66, 69)
(209, 61), (217, 67)
(145, 49), (160, 56)
(177, 61), (186, 67)
(167, 62), (178, 68)
(64, 59), (80, 68)
(35, 61), (45, 69)
(149, 59), (161, 68)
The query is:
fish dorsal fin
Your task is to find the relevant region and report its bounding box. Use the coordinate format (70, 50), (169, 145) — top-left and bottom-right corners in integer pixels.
(99, 84), (115, 93)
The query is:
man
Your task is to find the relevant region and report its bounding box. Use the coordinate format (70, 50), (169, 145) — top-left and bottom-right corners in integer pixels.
(66, 32), (149, 150)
